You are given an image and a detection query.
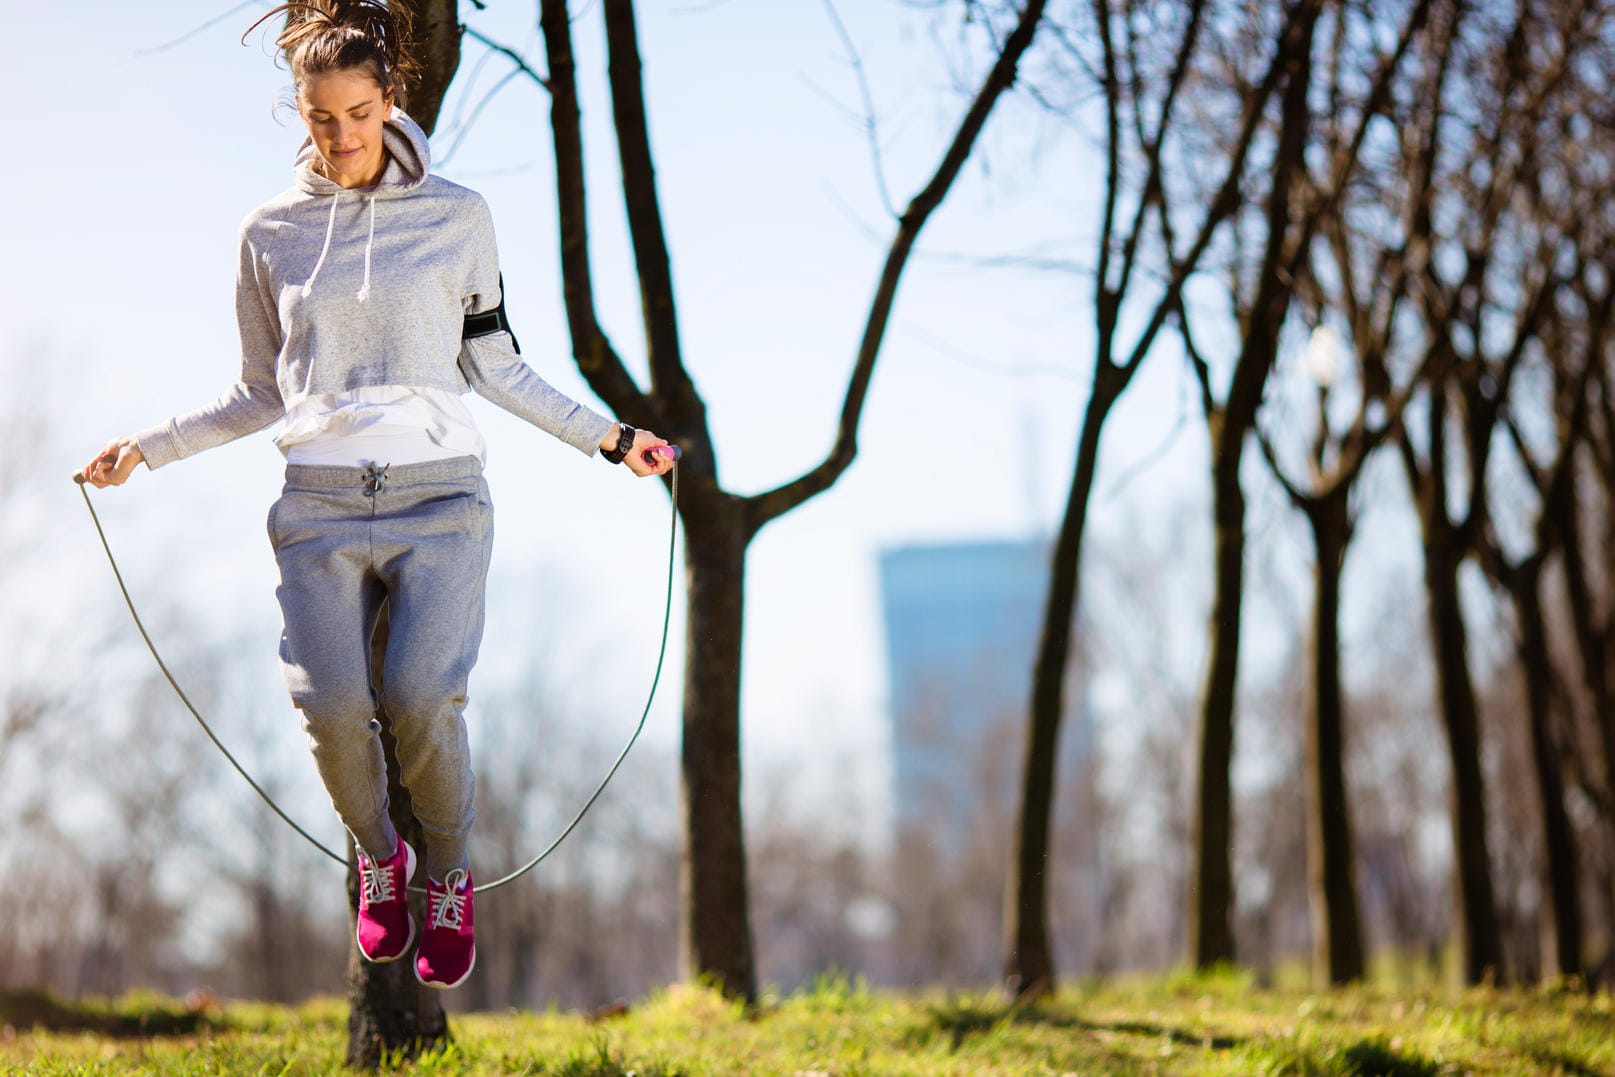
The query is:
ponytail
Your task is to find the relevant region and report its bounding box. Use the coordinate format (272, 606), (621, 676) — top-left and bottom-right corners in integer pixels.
(245, 1), (419, 108)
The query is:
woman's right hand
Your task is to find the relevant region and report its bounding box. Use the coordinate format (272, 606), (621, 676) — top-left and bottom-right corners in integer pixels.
(82, 436), (145, 488)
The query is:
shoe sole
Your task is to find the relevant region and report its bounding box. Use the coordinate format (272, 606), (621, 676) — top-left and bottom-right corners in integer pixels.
(416, 945), (476, 990)
(357, 840), (418, 964)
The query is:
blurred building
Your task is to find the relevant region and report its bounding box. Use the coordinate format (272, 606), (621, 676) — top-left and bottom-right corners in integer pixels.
(875, 537), (1101, 984)
(877, 538), (1094, 839)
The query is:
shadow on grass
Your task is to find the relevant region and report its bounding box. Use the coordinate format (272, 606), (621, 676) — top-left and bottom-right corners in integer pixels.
(0, 988), (216, 1039)
(1339, 1039), (1440, 1077)
(1525, 1050), (1608, 1077)
(918, 1000), (1457, 1077)
(916, 996), (1243, 1053)
(505, 1035), (689, 1077)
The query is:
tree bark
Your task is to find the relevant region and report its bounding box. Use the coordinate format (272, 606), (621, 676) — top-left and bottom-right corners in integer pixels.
(1188, 0), (1323, 968)
(1190, 431), (1245, 967)
(1002, 367), (1120, 998)
(1511, 562), (1583, 981)
(1420, 524), (1503, 983)
(1557, 472), (1615, 962)
(405, 0), (462, 133)
(677, 492), (757, 998)
(1304, 495), (1364, 984)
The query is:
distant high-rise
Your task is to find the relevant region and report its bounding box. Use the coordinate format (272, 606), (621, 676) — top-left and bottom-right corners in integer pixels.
(877, 539), (1093, 838)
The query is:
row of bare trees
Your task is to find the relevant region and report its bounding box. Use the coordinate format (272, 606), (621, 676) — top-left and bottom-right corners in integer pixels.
(1002, 0), (1615, 998)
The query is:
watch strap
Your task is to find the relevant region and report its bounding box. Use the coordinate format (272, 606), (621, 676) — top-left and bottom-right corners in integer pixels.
(604, 423), (636, 464)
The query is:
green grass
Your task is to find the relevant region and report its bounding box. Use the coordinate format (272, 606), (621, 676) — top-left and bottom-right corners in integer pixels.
(5, 970), (1614, 1075)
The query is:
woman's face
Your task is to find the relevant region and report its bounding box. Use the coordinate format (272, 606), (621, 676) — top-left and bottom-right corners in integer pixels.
(298, 70), (393, 189)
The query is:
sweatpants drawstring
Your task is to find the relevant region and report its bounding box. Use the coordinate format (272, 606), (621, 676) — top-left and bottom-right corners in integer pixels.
(362, 462), (390, 497)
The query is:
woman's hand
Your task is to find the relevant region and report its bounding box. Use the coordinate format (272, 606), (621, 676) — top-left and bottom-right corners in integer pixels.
(81, 436), (145, 489)
(625, 428), (676, 477)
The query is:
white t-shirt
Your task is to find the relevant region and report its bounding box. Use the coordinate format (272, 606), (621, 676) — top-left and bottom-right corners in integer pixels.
(276, 385), (486, 466)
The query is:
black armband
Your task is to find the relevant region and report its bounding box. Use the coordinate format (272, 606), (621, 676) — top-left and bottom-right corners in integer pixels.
(462, 273), (522, 355)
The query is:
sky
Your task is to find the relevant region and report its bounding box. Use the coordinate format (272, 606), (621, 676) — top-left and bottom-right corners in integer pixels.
(1, 0), (1410, 846)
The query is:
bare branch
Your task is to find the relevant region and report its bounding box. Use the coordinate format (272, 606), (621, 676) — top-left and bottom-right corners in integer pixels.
(1175, 307), (1217, 421)
(136, 1), (267, 57)
(1122, 0), (1315, 379)
(465, 25), (551, 91)
(435, 68), (523, 168)
(1255, 421), (1312, 512)
(746, 0), (1049, 530)
(820, 0), (899, 219)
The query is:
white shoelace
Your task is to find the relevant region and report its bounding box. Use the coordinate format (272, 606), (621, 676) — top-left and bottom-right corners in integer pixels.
(430, 870), (470, 929)
(360, 856), (399, 906)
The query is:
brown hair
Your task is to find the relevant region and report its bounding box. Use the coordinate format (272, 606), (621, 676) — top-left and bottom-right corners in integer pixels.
(245, 1), (419, 109)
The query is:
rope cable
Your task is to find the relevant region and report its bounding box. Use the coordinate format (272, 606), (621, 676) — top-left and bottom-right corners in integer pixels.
(75, 461), (679, 895)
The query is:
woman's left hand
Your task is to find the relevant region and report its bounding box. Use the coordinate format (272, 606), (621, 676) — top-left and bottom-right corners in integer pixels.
(625, 428), (677, 477)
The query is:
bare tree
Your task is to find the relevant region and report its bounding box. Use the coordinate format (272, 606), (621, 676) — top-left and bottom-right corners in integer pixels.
(1002, 0), (1297, 998)
(1178, 0), (1435, 969)
(1248, 0), (1461, 984)
(1473, 211), (1612, 981)
(524, 0), (1048, 1001)
(1387, 0), (1608, 985)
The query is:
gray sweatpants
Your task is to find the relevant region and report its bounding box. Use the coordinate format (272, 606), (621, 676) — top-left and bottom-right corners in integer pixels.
(266, 456), (493, 881)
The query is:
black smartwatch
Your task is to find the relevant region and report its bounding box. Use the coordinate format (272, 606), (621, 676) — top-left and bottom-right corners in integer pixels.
(603, 423), (636, 464)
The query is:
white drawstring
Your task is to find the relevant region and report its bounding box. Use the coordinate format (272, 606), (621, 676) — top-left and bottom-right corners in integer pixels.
(300, 191), (379, 302)
(301, 189), (341, 298)
(356, 195), (377, 303)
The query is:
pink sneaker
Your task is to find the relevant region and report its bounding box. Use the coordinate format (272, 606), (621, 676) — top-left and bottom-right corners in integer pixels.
(355, 837), (416, 963)
(415, 869), (476, 989)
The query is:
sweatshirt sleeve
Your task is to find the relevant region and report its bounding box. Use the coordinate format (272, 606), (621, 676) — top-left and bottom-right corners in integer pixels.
(133, 220), (286, 470)
(456, 197), (615, 457)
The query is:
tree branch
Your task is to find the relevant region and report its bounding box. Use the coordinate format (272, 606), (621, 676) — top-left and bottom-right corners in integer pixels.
(602, 0), (706, 434)
(538, 0), (656, 425)
(745, 0), (1049, 530)
(1255, 421), (1312, 511)
(819, 0), (898, 219)
(1124, 0), (1311, 379)
(465, 25), (551, 91)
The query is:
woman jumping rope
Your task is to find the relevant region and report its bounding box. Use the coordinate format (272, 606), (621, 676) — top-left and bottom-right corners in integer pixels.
(80, 0), (675, 990)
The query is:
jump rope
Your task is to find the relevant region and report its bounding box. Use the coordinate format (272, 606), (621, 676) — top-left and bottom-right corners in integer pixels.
(74, 443), (681, 896)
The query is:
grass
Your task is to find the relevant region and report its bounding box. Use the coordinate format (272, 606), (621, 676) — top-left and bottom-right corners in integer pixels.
(4, 969), (1614, 1075)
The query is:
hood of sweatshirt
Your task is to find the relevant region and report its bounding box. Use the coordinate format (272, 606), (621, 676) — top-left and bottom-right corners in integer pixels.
(289, 106), (431, 301)
(292, 105), (431, 199)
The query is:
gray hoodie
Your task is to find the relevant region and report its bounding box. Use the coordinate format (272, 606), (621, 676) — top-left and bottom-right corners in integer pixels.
(135, 108), (613, 470)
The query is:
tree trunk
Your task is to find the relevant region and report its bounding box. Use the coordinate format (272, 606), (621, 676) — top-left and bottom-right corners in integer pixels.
(405, 0), (462, 132)
(679, 493), (757, 1000)
(1422, 535), (1504, 983)
(1557, 475), (1615, 958)
(1002, 368), (1120, 998)
(1305, 495), (1364, 984)
(1188, 0), (1321, 968)
(1513, 562), (1583, 981)
(1190, 438), (1244, 967)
